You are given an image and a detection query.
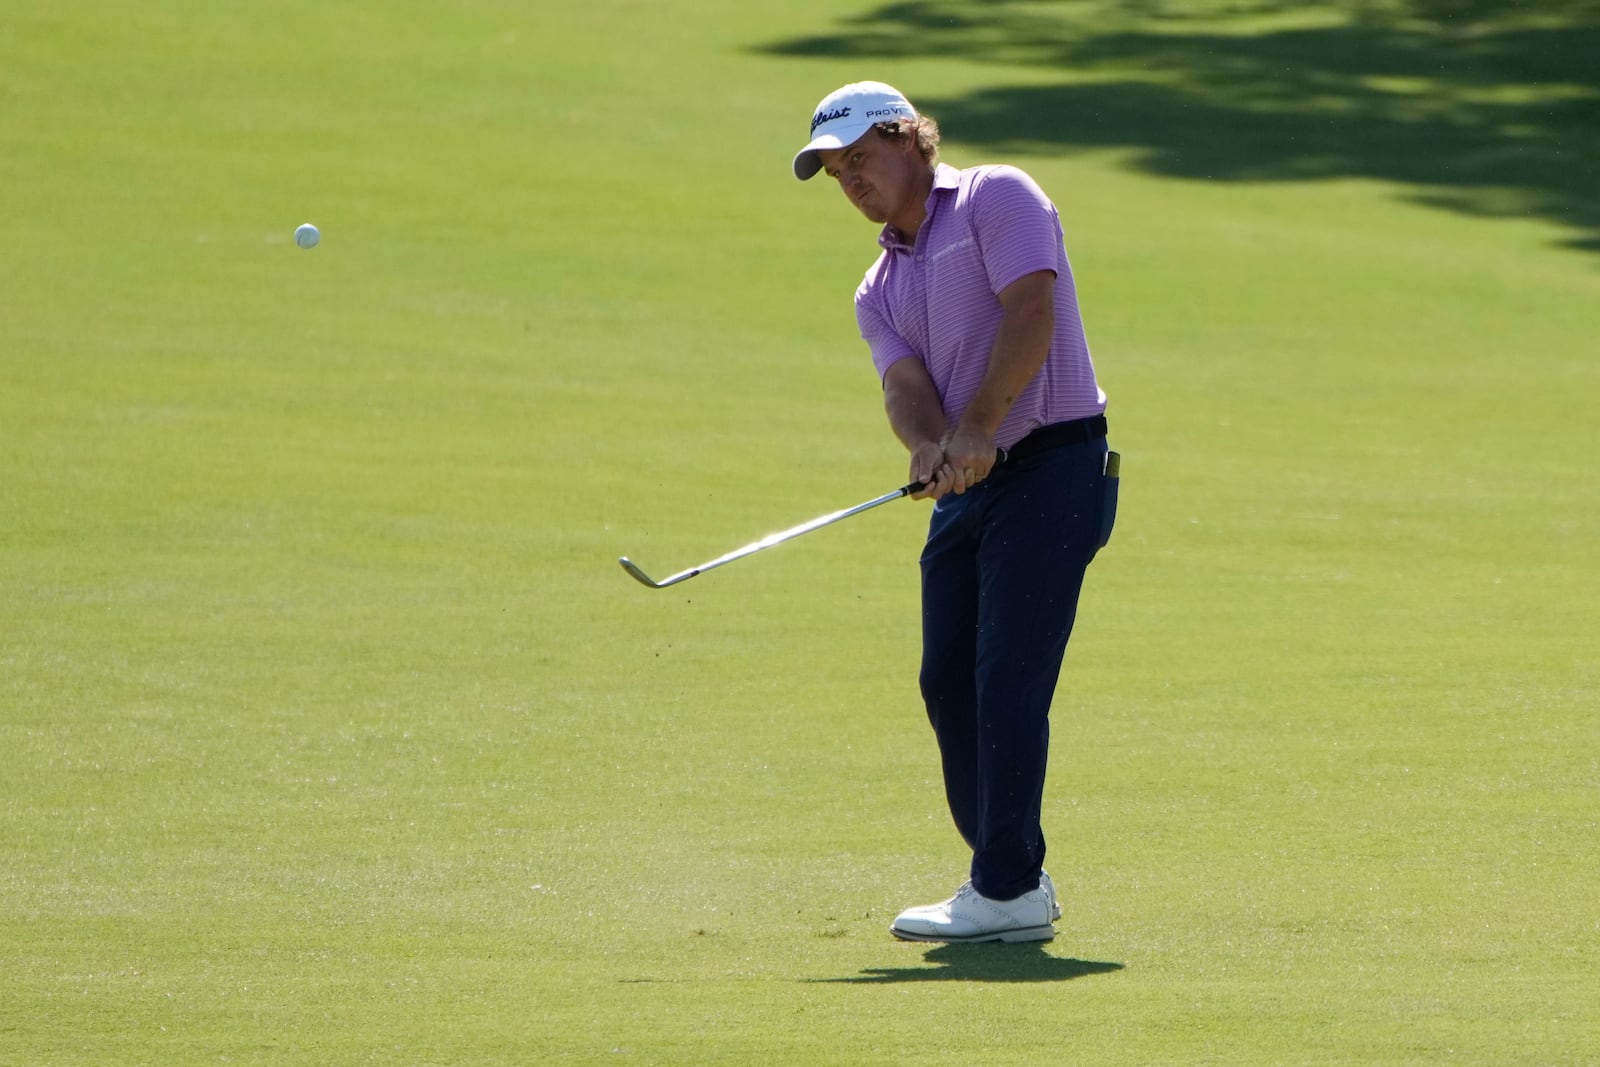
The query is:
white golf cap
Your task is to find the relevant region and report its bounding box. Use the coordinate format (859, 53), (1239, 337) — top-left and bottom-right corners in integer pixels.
(792, 81), (917, 181)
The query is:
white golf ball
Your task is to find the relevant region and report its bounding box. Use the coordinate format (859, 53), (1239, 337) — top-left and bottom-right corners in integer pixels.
(294, 223), (320, 249)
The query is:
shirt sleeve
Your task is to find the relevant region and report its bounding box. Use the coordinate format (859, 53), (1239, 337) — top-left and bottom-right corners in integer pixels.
(856, 283), (919, 381)
(969, 166), (1063, 296)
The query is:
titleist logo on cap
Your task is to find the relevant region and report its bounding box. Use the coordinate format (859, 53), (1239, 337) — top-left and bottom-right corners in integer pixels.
(811, 105), (851, 134)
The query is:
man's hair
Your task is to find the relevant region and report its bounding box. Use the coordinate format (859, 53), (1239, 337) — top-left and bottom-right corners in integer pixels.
(873, 115), (941, 165)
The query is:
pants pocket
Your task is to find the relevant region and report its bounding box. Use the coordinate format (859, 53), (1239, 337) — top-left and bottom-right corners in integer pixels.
(1095, 451), (1120, 550)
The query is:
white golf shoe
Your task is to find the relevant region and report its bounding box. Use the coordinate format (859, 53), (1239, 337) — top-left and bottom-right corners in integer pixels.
(1040, 870), (1063, 922)
(890, 880), (1055, 943)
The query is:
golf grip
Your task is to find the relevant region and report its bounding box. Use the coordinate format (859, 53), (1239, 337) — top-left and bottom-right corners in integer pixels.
(904, 448), (1006, 496)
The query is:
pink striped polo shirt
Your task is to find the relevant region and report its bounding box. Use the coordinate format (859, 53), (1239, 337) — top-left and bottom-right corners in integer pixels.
(855, 163), (1106, 451)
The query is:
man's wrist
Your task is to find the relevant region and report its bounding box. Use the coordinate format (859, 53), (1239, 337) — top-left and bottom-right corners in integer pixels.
(951, 413), (1001, 442)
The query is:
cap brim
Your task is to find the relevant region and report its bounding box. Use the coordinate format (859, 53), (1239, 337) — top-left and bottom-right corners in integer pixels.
(791, 122), (874, 181)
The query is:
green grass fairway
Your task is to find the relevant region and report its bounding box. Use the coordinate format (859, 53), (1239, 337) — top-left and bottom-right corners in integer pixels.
(4, 1), (1597, 1063)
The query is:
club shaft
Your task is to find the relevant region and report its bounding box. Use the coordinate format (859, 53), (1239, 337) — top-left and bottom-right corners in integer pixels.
(620, 482), (920, 588)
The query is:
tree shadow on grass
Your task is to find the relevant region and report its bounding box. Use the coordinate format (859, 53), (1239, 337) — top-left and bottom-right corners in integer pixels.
(756, 0), (1600, 253)
(811, 942), (1125, 984)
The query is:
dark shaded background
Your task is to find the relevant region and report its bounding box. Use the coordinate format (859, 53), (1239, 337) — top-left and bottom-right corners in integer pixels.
(759, 0), (1600, 251)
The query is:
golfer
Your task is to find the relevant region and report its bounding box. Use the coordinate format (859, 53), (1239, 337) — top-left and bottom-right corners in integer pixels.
(793, 82), (1116, 942)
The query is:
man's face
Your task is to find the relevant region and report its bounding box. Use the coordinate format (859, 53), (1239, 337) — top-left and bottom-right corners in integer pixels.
(816, 127), (924, 227)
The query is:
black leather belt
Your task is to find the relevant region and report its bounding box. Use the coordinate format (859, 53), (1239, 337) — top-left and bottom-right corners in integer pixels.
(999, 414), (1107, 466)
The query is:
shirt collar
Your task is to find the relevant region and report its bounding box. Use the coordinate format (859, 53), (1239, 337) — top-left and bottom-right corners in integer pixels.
(877, 163), (963, 251)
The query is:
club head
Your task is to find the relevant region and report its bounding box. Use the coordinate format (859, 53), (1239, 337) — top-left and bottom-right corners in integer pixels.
(618, 556), (701, 589)
(617, 557), (662, 587)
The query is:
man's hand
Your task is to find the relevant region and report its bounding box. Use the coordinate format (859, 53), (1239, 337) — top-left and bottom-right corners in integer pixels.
(910, 429), (1000, 500)
(940, 423), (998, 495)
(908, 440), (951, 500)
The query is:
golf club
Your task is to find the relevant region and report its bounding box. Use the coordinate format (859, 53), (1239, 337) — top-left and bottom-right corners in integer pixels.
(618, 479), (926, 589)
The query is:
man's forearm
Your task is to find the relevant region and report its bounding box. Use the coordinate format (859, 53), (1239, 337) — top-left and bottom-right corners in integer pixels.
(953, 271), (1056, 439)
(883, 359), (949, 452)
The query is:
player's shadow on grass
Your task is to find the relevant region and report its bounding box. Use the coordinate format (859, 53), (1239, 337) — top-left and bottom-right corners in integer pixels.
(815, 943), (1124, 984)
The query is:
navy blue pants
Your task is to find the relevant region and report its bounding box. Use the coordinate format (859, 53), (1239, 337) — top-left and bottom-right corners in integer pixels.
(918, 435), (1110, 902)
